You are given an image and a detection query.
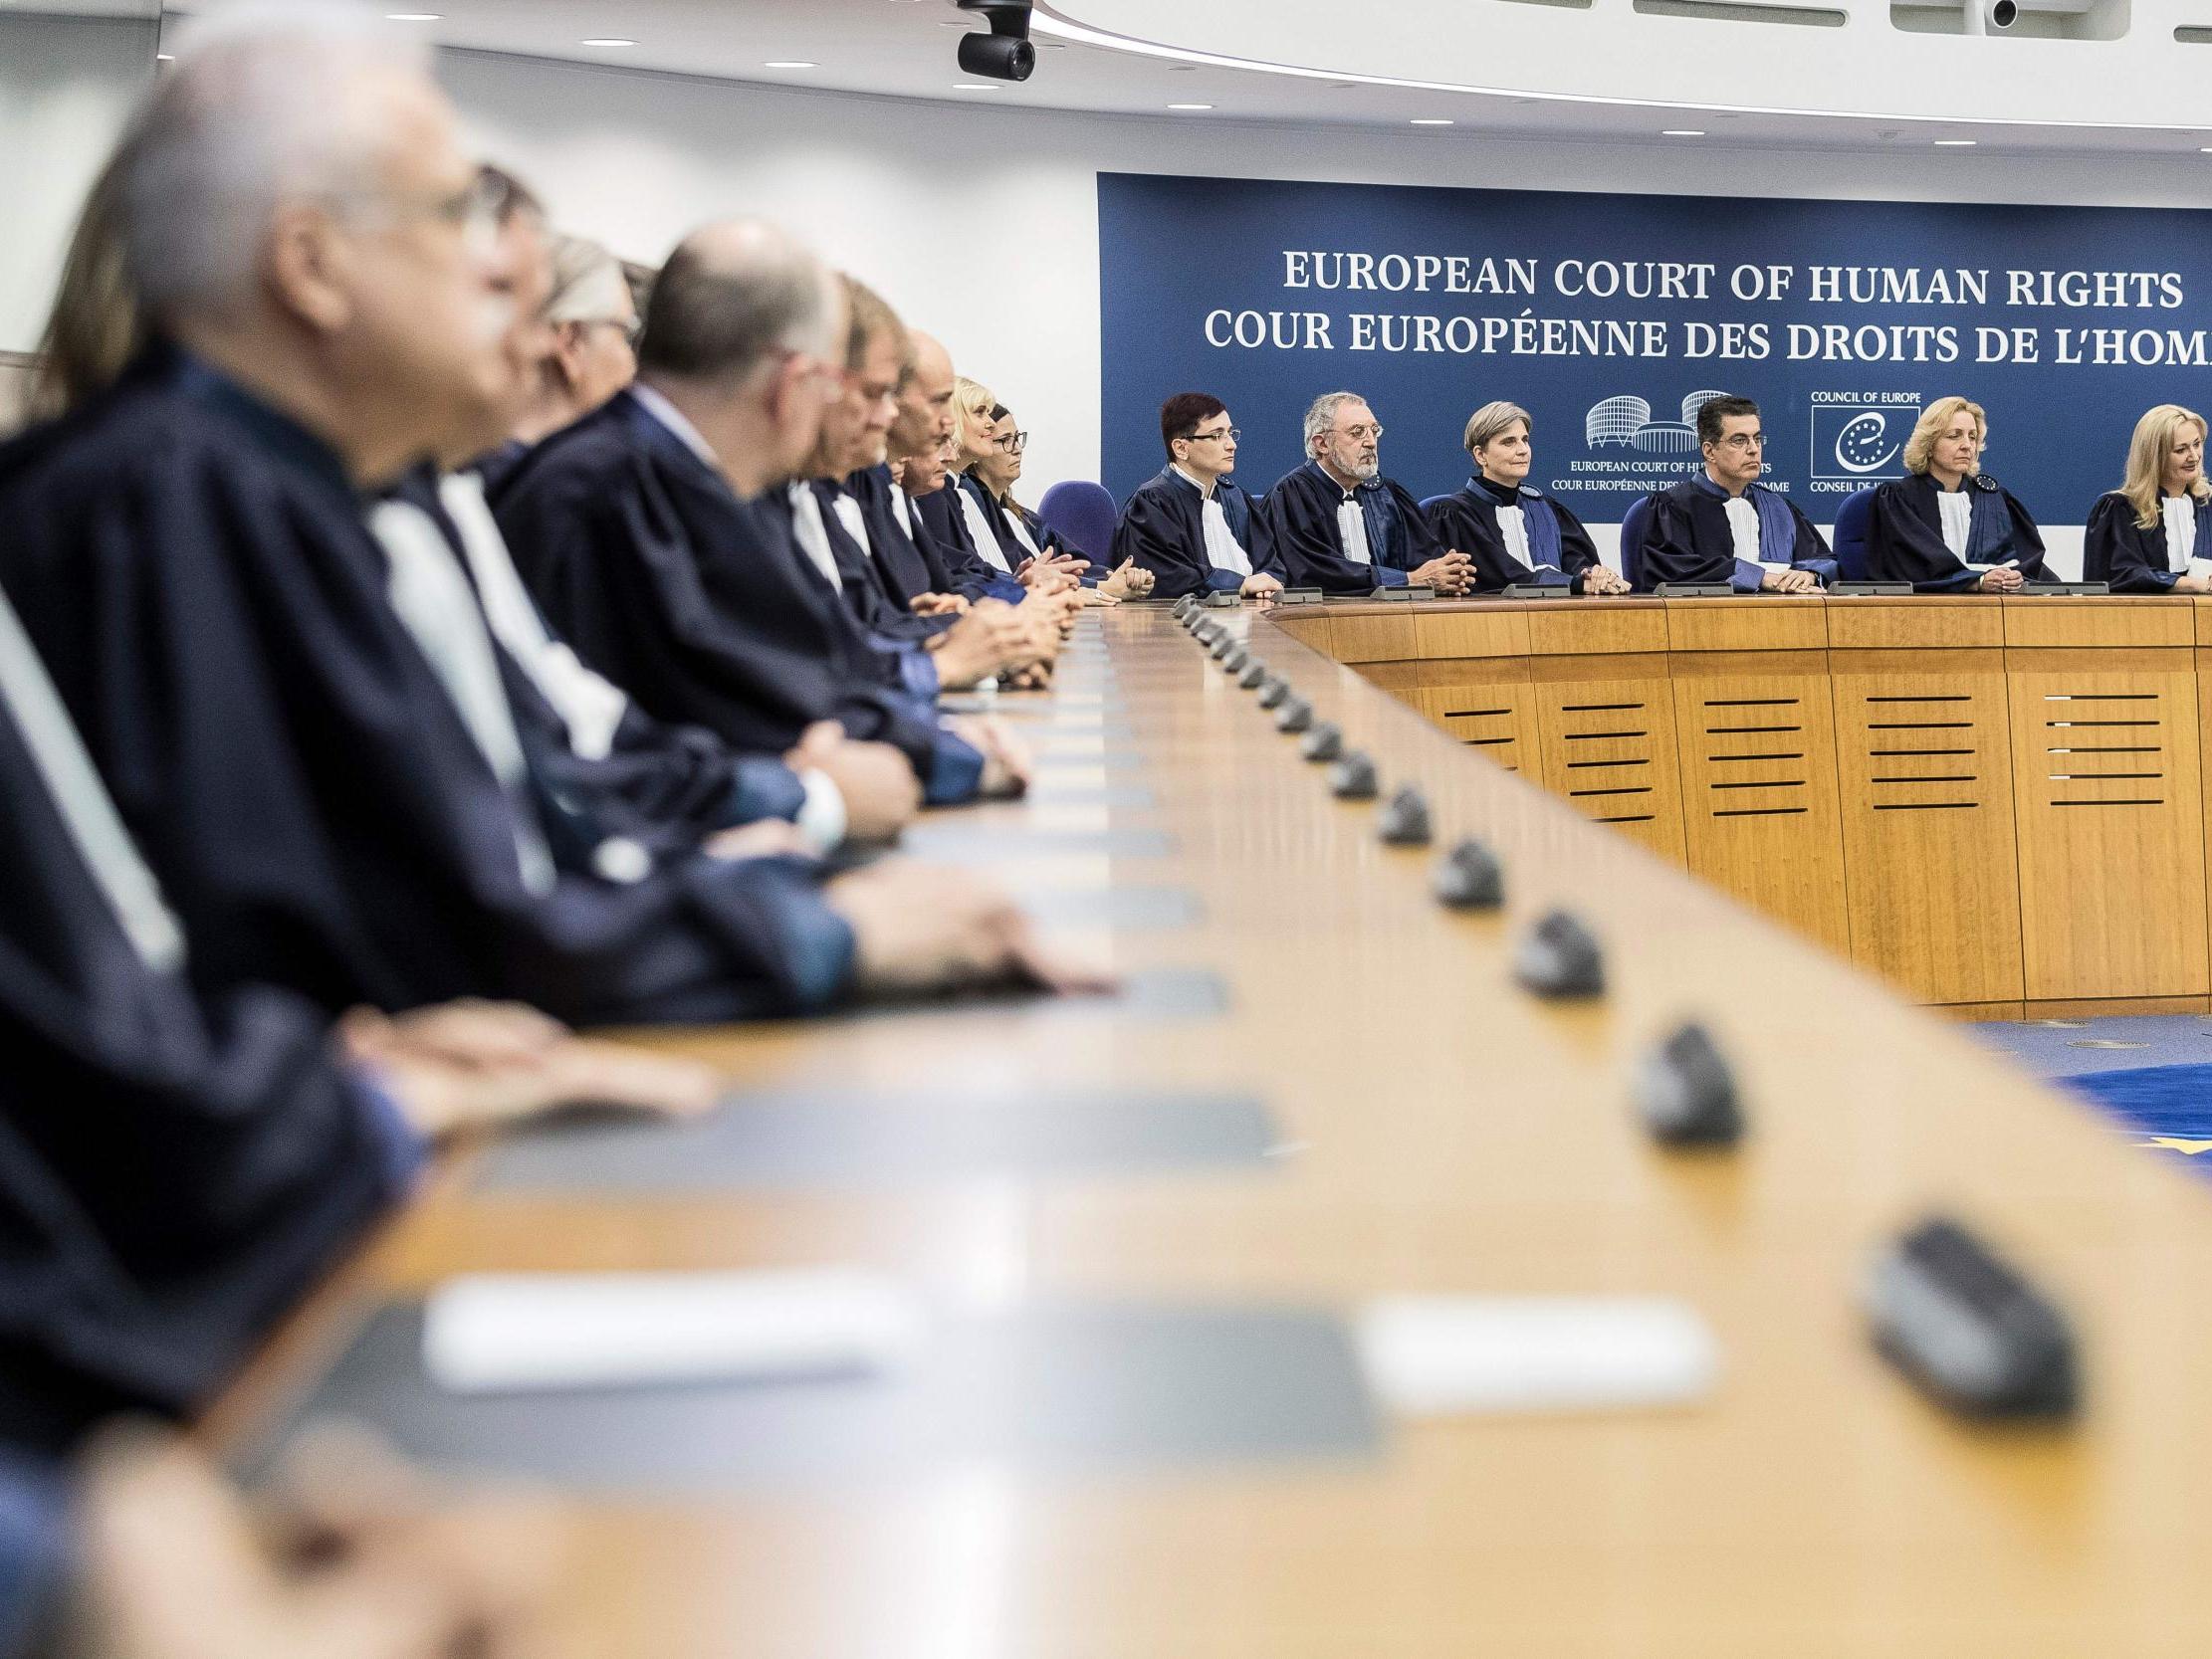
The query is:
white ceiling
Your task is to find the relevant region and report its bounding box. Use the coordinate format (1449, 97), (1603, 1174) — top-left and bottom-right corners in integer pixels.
(85, 0), (2212, 154)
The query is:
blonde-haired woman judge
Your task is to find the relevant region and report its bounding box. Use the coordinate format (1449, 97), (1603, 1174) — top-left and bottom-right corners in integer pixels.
(1866, 396), (2052, 592)
(2084, 404), (2212, 594)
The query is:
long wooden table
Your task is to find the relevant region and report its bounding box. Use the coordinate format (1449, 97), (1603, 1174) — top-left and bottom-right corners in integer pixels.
(1271, 593), (2212, 1018)
(216, 604), (2212, 1657)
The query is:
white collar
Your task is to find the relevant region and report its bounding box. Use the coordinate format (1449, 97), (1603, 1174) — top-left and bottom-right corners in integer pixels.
(1171, 462), (1219, 502)
(630, 382), (722, 472)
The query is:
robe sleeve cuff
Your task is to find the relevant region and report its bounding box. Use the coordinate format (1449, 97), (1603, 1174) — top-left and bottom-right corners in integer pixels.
(342, 1067), (431, 1195)
(892, 647), (941, 702)
(758, 875), (858, 1011)
(1731, 559), (1765, 592)
(923, 728), (988, 806)
(0, 1456), (65, 1659)
(1375, 566), (1409, 588)
(1204, 569), (1243, 594)
(722, 757), (808, 831)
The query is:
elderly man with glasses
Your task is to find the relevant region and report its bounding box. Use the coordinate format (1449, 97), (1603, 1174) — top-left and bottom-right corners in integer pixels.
(1641, 394), (1834, 593)
(1110, 391), (1286, 601)
(1262, 391), (1473, 595)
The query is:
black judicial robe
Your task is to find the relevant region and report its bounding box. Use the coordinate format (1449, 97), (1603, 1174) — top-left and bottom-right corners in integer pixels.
(0, 1452), (60, 1659)
(1262, 462), (1443, 593)
(1110, 468), (1286, 600)
(2084, 491), (2209, 594)
(956, 473), (1099, 580)
(1641, 478), (1835, 592)
(468, 436), (533, 502)
(0, 350), (855, 1025)
(913, 480), (1030, 604)
(0, 702), (406, 1455)
(492, 391), (971, 797)
(805, 481), (952, 643)
(1866, 472), (2051, 593)
(1427, 477), (1607, 593)
(846, 465), (944, 603)
(390, 470), (810, 849)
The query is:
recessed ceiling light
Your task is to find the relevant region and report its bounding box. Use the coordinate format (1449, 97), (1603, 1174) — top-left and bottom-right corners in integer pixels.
(1933, 137), (1977, 145)
(580, 38), (637, 48)
(2201, 145), (2212, 153)
(156, 52), (173, 60)
(952, 83), (1001, 91)
(1661, 128), (1704, 136)
(764, 60), (817, 69)
(1411, 117), (1455, 125)
(384, 12), (441, 20)
(1168, 103), (1215, 110)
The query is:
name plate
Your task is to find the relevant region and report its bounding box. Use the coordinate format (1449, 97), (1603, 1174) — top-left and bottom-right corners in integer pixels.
(1372, 585), (1438, 602)
(1830, 582), (1914, 596)
(1200, 590), (1241, 608)
(1653, 583), (1735, 599)
(1272, 586), (1326, 605)
(1496, 584), (1573, 600)
(2019, 582), (2110, 596)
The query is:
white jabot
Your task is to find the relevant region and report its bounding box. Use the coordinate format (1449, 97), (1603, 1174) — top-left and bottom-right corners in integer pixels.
(1172, 466), (1251, 578)
(1336, 492), (1373, 566)
(1936, 490), (1973, 563)
(828, 492), (875, 561)
(440, 473), (630, 761)
(0, 581), (186, 972)
(1000, 500), (1043, 560)
(2161, 494), (2209, 577)
(1496, 504), (1531, 568)
(1722, 494), (1785, 572)
(785, 484), (844, 593)
(898, 488), (926, 541)
(368, 501), (556, 897)
(955, 481), (1012, 572)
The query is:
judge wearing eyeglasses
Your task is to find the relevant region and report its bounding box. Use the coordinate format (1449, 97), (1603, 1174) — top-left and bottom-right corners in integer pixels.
(1640, 394), (1834, 593)
(1110, 393), (1286, 600)
(1262, 392), (1473, 595)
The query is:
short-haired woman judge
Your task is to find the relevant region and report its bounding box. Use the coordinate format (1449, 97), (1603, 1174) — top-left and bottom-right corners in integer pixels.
(1865, 396), (2051, 592)
(1426, 401), (1630, 595)
(2084, 404), (2212, 594)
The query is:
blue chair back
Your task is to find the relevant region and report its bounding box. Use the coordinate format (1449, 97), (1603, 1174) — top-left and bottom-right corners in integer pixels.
(1419, 493), (1454, 515)
(1038, 480), (1119, 564)
(1832, 486), (1879, 582)
(1620, 494), (1656, 590)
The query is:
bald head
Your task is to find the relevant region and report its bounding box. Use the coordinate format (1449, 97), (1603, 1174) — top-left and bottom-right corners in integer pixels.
(889, 327), (958, 461)
(637, 217), (840, 388)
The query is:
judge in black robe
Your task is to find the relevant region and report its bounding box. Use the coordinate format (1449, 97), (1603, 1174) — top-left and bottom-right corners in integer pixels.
(1263, 461), (1453, 594)
(848, 463), (952, 603)
(914, 474), (1030, 604)
(1642, 476), (1836, 592)
(1865, 471), (2051, 592)
(2085, 489), (2212, 594)
(492, 388), (984, 806)
(956, 470), (1098, 583)
(389, 467), (843, 853)
(814, 476), (958, 633)
(1427, 476), (1615, 593)
(1111, 468), (1286, 601)
(0, 348), (857, 1027)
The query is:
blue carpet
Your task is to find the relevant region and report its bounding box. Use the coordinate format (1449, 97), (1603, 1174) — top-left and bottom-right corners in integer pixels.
(1969, 1016), (2212, 1174)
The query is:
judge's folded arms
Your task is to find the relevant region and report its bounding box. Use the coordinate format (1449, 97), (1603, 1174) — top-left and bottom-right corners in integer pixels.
(1261, 392), (1474, 596)
(1640, 395), (1836, 593)
(1864, 397), (2052, 593)
(2, 3), (1097, 1033)
(2084, 403), (2212, 595)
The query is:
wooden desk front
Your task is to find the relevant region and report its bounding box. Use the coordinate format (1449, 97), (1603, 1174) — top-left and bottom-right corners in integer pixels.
(1271, 595), (2212, 1016)
(214, 607), (2212, 1658)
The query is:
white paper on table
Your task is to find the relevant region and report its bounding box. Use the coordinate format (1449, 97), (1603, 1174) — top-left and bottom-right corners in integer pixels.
(421, 1269), (929, 1395)
(1354, 1296), (1718, 1419)
(2188, 557), (2212, 581)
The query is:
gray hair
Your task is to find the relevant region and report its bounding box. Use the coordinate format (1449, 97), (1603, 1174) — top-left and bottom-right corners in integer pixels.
(544, 234), (631, 327)
(1302, 390), (1370, 453)
(118, 0), (432, 321)
(1463, 400), (1532, 456)
(636, 218), (838, 385)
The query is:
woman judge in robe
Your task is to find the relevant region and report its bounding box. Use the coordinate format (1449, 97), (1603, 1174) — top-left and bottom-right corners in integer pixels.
(966, 408), (1152, 601)
(1865, 396), (2052, 592)
(2084, 404), (2212, 594)
(1427, 401), (1632, 595)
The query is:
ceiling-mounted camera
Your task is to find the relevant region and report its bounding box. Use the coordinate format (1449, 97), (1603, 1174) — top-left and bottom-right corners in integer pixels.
(956, 0), (1036, 82)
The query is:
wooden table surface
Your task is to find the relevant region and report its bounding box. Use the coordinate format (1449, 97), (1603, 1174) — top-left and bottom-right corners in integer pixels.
(219, 604), (2212, 1658)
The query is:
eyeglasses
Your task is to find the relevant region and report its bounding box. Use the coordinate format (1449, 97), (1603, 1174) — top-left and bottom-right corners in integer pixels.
(1185, 427), (1239, 445)
(1716, 433), (1766, 451)
(1339, 423), (1385, 443)
(994, 430), (1029, 454)
(575, 315), (644, 352)
(327, 167), (506, 245)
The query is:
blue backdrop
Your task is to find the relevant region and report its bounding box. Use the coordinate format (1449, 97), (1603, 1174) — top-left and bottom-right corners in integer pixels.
(1097, 171), (2212, 524)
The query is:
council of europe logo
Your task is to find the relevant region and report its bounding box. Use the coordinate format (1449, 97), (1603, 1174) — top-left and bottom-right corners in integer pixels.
(1810, 402), (1921, 480)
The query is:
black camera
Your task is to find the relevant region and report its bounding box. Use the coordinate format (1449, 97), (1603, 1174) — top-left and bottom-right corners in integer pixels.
(956, 1), (1036, 83)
